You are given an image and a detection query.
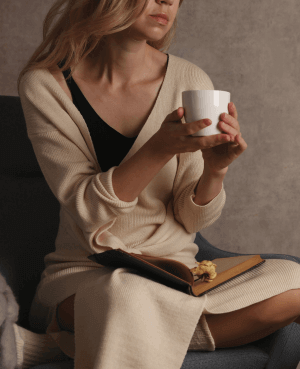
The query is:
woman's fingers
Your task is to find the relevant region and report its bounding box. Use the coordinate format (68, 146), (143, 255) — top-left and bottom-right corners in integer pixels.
(198, 133), (233, 150)
(231, 134), (247, 157)
(218, 121), (239, 137)
(221, 108), (240, 134)
(228, 102), (238, 121)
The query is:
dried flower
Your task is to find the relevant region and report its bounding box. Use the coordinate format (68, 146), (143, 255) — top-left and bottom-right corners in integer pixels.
(190, 260), (217, 283)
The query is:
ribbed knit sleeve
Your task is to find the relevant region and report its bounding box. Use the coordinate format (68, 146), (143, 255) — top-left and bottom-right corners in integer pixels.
(19, 71), (138, 254)
(172, 65), (226, 233)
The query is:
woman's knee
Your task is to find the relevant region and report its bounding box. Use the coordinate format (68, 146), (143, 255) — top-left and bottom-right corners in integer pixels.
(253, 289), (300, 325)
(57, 294), (75, 333)
(204, 291), (300, 348)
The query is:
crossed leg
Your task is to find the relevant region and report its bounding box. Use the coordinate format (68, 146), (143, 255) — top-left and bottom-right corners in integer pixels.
(57, 289), (300, 350)
(205, 288), (300, 348)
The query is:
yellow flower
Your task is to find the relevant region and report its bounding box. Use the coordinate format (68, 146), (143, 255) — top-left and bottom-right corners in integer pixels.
(190, 260), (217, 283)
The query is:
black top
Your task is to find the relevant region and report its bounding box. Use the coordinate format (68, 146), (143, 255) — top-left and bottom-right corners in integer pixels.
(58, 53), (169, 172)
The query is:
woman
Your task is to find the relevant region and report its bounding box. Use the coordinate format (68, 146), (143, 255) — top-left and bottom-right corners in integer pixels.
(16, 0), (300, 368)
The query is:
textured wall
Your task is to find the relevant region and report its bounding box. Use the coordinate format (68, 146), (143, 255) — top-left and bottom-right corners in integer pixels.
(2, 0), (300, 257)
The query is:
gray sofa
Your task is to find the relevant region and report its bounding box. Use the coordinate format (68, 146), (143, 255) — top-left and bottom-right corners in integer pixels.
(1, 95), (300, 369)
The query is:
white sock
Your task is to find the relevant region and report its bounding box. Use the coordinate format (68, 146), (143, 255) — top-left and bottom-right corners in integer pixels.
(13, 324), (69, 369)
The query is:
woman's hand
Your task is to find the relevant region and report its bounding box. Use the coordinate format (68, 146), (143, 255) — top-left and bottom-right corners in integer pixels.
(201, 102), (247, 173)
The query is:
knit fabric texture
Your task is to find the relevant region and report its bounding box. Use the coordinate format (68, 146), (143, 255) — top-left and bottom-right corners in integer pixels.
(18, 53), (300, 369)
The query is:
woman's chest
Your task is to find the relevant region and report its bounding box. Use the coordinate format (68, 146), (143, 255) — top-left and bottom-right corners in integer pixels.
(52, 66), (166, 139)
(75, 80), (164, 138)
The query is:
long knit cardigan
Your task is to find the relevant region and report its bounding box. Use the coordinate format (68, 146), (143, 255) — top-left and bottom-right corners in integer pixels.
(19, 53), (300, 369)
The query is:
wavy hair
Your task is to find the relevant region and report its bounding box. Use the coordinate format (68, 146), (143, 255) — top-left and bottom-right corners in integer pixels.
(17, 0), (184, 94)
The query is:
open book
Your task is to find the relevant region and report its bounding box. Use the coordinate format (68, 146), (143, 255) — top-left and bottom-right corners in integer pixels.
(88, 249), (265, 296)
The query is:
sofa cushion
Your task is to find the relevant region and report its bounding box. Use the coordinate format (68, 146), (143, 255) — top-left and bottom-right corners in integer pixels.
(31, 345), (269, 369)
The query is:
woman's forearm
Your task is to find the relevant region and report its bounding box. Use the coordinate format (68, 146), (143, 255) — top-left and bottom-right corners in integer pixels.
(193, 166), (228, 206)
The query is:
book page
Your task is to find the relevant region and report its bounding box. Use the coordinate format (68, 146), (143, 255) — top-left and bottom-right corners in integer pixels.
(212, 255), (257, 274)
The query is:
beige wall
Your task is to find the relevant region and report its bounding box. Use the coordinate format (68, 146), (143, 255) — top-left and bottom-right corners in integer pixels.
(2, 0), (300, 257)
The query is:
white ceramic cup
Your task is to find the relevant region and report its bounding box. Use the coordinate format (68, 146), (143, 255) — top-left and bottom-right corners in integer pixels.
(182, 90), (231, 137)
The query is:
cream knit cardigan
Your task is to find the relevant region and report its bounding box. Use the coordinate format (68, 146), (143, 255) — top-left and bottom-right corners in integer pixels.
(19, 53), (225, 366)
(19, 53), (226, 283)
(19, 53), (300, 368)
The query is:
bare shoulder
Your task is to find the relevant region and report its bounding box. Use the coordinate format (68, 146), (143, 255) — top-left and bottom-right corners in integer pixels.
(48, 65), (73, 102)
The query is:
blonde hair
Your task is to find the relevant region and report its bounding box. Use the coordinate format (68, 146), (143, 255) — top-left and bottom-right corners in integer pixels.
(17, 0), (184, 95)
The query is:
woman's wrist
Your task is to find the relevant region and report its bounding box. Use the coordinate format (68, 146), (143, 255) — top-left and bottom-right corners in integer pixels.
(193, 166), (227, 206)
(203, 165), (229, 177)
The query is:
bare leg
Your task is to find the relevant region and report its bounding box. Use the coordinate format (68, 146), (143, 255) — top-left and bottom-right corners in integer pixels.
(205, 289), (300, 348)
(57, 290), (300, 346)
(56, 294), (75, 333)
